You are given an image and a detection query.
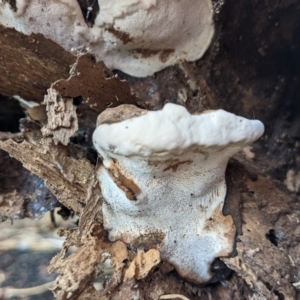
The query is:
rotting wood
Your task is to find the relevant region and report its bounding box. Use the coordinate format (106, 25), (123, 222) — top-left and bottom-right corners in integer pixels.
(41, 88), (78, 146)
(1, 3), (299, 296)
(0, 26), (137, 113)
(0, 26), (75, 102)
(1, 124), (298, 299)
(223, 161), (297, 300)
(0, 138), (101, 218)
(53, 54), (138, 113)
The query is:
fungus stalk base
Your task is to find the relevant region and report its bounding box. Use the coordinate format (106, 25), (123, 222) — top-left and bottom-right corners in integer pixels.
(98, 150), (236, 283)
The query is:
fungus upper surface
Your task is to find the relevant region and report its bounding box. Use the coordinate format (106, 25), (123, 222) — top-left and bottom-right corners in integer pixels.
(0, 0), (214, 77)
(93, 103), (264, 283)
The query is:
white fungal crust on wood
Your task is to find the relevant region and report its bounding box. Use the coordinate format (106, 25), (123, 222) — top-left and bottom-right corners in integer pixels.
(0, 0), (214, 77)
(93, 103), (265, 283)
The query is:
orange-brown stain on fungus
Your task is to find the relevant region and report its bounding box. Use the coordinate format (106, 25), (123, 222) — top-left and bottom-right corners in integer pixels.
(107, 160), (142, 201)
(107, 27), (133, 45)
(132, 48), (175, 63)
(163, 159), (193, 172)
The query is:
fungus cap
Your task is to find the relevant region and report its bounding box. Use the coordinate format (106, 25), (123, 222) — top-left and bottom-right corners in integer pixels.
(93, 103), (264, 157)
(0, 0), (214, 77)
(93, 103), (264, 283)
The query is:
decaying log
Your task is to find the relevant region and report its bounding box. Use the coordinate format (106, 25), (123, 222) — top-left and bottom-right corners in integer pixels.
(1, 0), (300, 297)
(0, 146), (58, 221)
(53, 54), (137, 113)
(223, 161), (299, 300)
(0, 25), (75, 102)
(0, 138), (99, 217)
(1, 108), (299, 299)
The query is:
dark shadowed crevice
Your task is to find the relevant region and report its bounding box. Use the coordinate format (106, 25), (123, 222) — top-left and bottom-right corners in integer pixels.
(76, 0), (100, 26)
(0, 95), (25, 133)
(266, 229), (278, 246)
(4, 0), (17, 12)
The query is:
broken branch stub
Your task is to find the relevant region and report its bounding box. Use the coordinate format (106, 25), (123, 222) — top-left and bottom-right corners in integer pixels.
(93, 103), (265, 284)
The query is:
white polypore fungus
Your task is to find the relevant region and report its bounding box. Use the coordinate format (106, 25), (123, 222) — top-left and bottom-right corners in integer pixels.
(0, 0), (214, 77)
(93, 103), (264, 283)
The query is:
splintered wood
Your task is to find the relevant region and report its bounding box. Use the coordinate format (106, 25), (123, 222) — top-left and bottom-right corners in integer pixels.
(124, 249), (161, 280)
(0, 26), (75, 102)
(222, 165), (297, 300)
(0, 138), (100, 217)
(42, 88), (78, 146)
(48, 224), (128, 300)
(0, 51), (138, 221)
(53, 54), (137, 113)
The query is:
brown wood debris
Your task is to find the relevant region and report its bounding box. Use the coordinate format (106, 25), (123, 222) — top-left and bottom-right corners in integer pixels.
(223, 160), (298, 300)
(0, 147), (58, 221)
(0, 26), (139, 224)
(0, 26), (75, 102)
(53, 54), (138, 113)
(41, 88), (78, 146)
(48, 224), (129, 300)
(124, 249), (161, 280)
(0, 138), (99, 217)
(0, 26), (137, 112)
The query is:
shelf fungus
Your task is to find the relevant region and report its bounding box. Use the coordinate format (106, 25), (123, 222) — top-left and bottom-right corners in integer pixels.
(93, 103), (264, 283)
(0, 0), (214, 77)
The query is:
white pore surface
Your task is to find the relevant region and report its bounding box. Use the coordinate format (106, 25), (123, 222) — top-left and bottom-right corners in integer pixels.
(93, 103), (265, 157)
(0, 0), (214, 77)
(93, 104), (265, 283)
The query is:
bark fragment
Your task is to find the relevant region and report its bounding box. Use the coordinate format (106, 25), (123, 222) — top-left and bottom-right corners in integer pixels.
(223, 161), (298, 300)
(53, 54), (137, 113)
(0, 26), (75, 102)
(41, 88), (78, 146)
(0, 148), (58, 221)
(0, 138), (101, 217)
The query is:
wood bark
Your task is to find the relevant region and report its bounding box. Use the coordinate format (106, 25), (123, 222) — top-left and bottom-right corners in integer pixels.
(0, 0), (299, 299)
